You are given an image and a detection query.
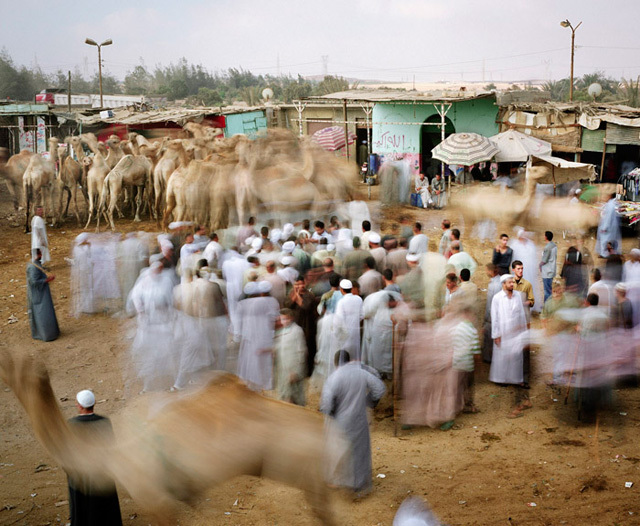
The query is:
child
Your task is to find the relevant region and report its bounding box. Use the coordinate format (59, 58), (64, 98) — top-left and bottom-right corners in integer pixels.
(274, 308), (307, 406)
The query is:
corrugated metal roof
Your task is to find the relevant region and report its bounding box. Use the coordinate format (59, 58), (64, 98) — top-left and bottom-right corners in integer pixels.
(0, 103), (51, 115)
(304, 89), (495, 103)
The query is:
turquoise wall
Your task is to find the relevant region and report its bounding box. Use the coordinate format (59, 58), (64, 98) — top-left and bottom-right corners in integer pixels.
(224, 110), (267, 139)
(372, 97), (499, 155)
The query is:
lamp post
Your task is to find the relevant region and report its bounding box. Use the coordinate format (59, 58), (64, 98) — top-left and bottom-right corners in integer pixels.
(560, 19), (582, 102)
(85, 38), (113, 108)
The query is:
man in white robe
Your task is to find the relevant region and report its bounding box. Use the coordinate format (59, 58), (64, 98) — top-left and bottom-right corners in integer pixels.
(334, 279), (364, 360)
(68, 233), (94, 317)
(361, 291), (399, 376)
(490, 274), (530, 418)
(202, 232), (224, 269)
(408, 223), (428, 255)
(193, 266), (229, 370)
(509, 229), (542, 313)
(596, 193), (621, 258)
(117, 232), (148, 311)
(31, 206), (50, 264)
(222, 250), (251, 340)
(359, 257), (383, 298)
(236, 282), (280, 391)
(414, 173), (432, 208)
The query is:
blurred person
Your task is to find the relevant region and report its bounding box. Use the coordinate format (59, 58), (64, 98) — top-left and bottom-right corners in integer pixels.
(438, 219), (451, 255)
(408, 223), (428, 255)
(262, 260), (287, 306)
(359, 256), (384, 298)
(451, 299), (481, 414)
(342, 236), (371, 282)
(492, 233), (513, 275)
(459, 268), (478, 304)
(414, 172), (432, 208)
(385, 237), (410, 279)
(490, 274), (531, 418)
(482, 263), (501, 363)
(27, 248), (59, 342)
(236, 281), (280, 391)
(613, 282), (634, 329)
(278, 255), (299, 285)
(127, 260), (177, 391)
(320, 350), (386, 496)
(561, 247), (588, 299)
(540, 231), (558, 303)
(311, 220), (328, 244)
(30, 206), (50, 264)
(400, 253), (425, 309)
(236, 216), (257, 252)
(361, 291), (400, 377)
(193, 224), (208, 244)
(383, 268), (401, 293)
(393, 496), (442, 526)
(447, 241), (477, 276)
(623, 248), (640, 326)
(313, 274), (343, 389)
(222, 248), (251, 341)
(512, 260), (534, 315)
(67, 390), (122, 526)
(274, 308), (307, 406)
(541, 279), (580, 326)
(68, 233), (95, 317)
(285, 276), (318, 376)
(334, 279), (364, 360)
(116, 232), (148, 312)
(431, 172), (446, 209)
(588, 268), (615, 317)
(202, 232), (223, 269)
(596, 192), (621, 258)
(193, 263), (228, 370)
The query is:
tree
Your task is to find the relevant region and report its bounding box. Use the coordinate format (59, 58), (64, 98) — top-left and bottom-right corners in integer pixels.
(542, 79), (570, 101)
(124, 64), (153, 95)
(619, 77), (640, 107)
(282, 75), (313, 102)
(483, 82), (497, 91)
(191, 87), (223, 106)
(314, 75), (349, 96)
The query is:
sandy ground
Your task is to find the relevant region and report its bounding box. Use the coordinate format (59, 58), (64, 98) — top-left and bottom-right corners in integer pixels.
(1, 183), (640, 526)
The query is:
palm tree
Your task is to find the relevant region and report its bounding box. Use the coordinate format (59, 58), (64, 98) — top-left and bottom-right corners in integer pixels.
(542, 79), (570, 101)
(619, 77), (640, 107)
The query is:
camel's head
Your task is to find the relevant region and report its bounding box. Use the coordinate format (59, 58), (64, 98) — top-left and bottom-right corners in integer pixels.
(106, 135), (121, 148)
(82, 156), (93, 168)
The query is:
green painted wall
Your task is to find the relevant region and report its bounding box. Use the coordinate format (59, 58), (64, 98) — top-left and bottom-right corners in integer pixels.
(224, 110), (267, 139)
(372, 97), (499, 155)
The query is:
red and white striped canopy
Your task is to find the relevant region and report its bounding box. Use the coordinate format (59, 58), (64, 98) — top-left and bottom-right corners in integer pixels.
(311, 126), (357, 151)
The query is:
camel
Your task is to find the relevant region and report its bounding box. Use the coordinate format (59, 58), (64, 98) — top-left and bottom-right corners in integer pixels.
(22, 138), (60, 230)
(83, 154), (111, 229)
(0, 351), (340, 525)
(56, 144), (85, 224)
(98, 154), (152, 231)
(105, 135), (125, 170)
(153, 139), (190, 224)
(1, 148), (34, 211)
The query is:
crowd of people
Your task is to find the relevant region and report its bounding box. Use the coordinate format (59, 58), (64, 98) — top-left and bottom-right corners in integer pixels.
(24, 188), (640, 502)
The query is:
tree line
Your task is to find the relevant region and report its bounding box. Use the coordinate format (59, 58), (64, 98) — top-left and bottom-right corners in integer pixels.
(0, 49), (350, 105)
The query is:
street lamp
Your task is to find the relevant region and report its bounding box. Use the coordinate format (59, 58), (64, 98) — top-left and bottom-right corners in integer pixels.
(560, 19), (582, 102)
(85, 38), (113, 108)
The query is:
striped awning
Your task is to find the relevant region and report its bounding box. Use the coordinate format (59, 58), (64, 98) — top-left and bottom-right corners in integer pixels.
(431, 132), (499, 166)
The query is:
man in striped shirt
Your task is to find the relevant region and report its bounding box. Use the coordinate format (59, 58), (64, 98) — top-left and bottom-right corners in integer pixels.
(451, 300), (481, 414)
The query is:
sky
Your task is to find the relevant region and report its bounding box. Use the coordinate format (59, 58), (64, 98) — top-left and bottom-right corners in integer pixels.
(3, 0), (640, 84)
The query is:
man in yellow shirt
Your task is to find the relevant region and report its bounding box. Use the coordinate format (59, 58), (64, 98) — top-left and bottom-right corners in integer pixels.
(512, 260), (534, 390)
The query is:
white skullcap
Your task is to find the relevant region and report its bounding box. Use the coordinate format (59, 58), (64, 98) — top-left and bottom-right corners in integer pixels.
(244, 281), (258, 295)
(76, 389), (95, 408)
(283, 223), (294, 237)
(631, 248), (640, 257)
(269, 229), (282, 244)
(258, 280), (272, 293)
(516, 228), (526, 239)
(327, 243), (336, 251)
(500, 273), (514, 283)
(575, 188), (582, 195)
(251, 237), (263, 250)
(160, 239), (173, 250)
(406, 253), (420, 262)
(149, 253), (164, 264)
(281, 255), (295, 266)
(282, 241), (295, 253)
(76, 233), (89, 244)
(369, 232), (381, 244)
(168, 221), (194, 230)
(615, 282), (627, 292)
(340, 279), (353, 290)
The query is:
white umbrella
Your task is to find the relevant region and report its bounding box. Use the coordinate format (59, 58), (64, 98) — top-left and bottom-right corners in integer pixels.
(490, 129), (552, 162)
(431, 132), (498, 166)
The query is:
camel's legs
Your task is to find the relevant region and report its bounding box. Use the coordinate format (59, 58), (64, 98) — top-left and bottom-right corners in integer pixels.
(134, 186), (143, 222)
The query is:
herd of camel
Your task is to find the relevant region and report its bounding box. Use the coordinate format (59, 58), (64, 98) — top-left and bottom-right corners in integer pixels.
(0, 124), (359, 233)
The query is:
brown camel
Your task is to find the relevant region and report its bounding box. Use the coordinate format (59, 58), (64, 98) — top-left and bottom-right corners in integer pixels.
(153, 139), (190, 224)
(105, 135), (125, 170)
(83, 154), (110, 229)
(0, 351), (341, 526)
(22, 138), (60, 230)
(1, 148), (34, 211)
(56, 144), (85, 224)
(98, 154), (152, 231)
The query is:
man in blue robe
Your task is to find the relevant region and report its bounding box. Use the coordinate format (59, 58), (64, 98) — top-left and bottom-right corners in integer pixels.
(27, 248), (59, 341)
(596, 193), (621, 258)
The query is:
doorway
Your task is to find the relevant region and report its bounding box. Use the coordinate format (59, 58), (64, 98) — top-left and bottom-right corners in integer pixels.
(420, 114), (454, 178)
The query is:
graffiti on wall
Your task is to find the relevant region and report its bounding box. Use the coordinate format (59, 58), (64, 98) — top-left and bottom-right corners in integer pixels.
(374, 131), (412, 152)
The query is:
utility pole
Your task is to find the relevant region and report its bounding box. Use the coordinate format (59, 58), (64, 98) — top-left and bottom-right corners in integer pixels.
(561, 19), (582, 102)
(85, 38), (113, 107)
(67, 71), (71, 112)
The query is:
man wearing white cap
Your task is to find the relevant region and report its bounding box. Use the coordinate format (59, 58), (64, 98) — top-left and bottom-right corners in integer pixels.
(334, 279), (364, 359)
(67, 390), (122, 526)
(236, 278), (280, 391)
(368, 232), (386, 272)
(278, 256), (299, 285)
(490, 274), (530, 418)
(400, 253), (424, 309)
(262, 260), (287, 306)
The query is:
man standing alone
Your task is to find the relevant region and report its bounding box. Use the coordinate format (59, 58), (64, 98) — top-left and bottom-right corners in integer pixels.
(31, 206), (50, 264)
(540, 231), (557, 304)
(27, 248), (59, 341)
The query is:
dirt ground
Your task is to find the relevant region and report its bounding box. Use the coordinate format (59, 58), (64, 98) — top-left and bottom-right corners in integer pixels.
(1, 183), (640, 526)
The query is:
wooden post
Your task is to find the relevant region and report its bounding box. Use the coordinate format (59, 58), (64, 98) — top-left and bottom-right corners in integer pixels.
(599, 131), (607, 183)
(67, 71), (71, 112)
(343, 99), (349, 161)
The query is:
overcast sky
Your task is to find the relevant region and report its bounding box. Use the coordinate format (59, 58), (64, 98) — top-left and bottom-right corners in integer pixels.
(4, 0), (640, 84)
